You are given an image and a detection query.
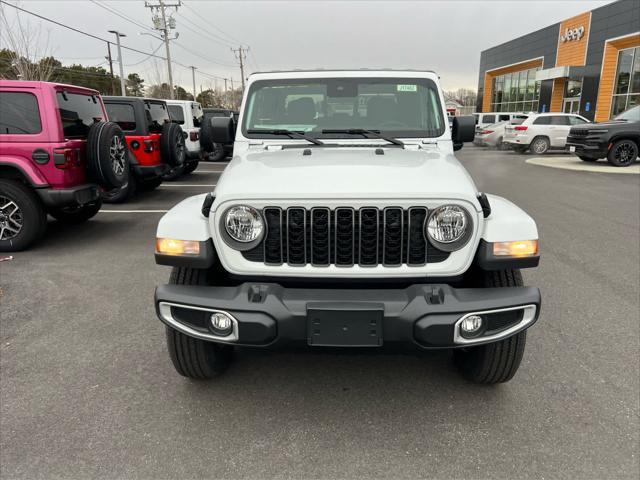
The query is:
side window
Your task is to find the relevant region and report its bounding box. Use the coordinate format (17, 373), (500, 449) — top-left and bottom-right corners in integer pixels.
(0, 92), (42, 134)
(146, 101), (170, 133)
(192, 103), (203, 128)
(498, 114), (510, 122)
(167, 105), (185, 125)
(533, 116), (551, 125)
(56, 92), (104, 138)
(550, 115), (569, 125)
(483, 114), (496, 124)
(569, 116), (588, 125)
(105, 103), (136, 131)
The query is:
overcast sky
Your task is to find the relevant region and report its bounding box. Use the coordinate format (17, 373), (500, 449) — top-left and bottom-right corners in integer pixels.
(2, 0), (613, 92)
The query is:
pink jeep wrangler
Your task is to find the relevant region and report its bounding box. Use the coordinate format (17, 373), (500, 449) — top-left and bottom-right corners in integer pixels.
(0, 80), (130, 251)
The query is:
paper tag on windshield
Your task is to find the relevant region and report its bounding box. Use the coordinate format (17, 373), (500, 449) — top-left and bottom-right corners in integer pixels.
(397, 84), (417, 92)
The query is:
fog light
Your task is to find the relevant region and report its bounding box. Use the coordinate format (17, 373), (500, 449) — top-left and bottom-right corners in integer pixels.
(210, 312), (233, 336)
(460, 315), (483, 338)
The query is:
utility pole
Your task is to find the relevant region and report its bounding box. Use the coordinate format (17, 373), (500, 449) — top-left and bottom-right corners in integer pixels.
(190, 66), (197, 101)
(108, 31), (127, 96)
(231, 46), (248, 91)
(105, 42), (116, 95)
(230, 77), (235, 110)
(145, 0), (181, 99)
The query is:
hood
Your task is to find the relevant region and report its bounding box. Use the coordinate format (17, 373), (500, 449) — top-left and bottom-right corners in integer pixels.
(213, 146), (480, 207)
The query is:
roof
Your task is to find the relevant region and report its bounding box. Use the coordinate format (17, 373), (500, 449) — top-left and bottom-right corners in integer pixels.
(249, 68), (439, 75)
(0, 79), (99, 94)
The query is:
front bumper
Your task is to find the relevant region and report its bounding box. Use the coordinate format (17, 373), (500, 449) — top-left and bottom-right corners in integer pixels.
(155, 282), (541, 349)
(36, 184), (100, 209)
(565, 140), (607, 158)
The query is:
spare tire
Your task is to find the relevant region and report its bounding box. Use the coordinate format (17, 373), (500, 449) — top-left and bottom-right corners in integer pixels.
(199, 115), (214, 153)
(86, 122), (130, 190)
(161, 122), (186, 167)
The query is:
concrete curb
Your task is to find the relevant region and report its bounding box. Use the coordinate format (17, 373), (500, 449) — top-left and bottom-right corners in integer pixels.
(526, 156), (640, 174)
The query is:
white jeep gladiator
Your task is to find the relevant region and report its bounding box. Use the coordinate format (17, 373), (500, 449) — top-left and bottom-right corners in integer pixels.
(154, 70), (541, 384)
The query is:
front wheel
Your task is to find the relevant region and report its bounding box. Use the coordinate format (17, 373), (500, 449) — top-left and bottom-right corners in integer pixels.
(0, 179), (47, 252)
(49, 199), (102, 224)
(454, 269), (528, 384)
(607, 139), (638, 167)
(165, 267), (234, 379)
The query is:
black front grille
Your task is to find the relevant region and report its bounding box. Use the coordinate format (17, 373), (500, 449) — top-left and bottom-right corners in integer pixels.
(242, 207), (450, 267)
(570, 129), (589, 137)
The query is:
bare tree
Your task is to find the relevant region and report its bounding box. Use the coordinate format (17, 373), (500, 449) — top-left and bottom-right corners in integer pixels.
(0, 2), (56, 81)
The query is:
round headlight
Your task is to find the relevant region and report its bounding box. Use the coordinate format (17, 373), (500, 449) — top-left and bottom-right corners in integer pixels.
(427, 205), (471, 251)
(224, 205), (264, 243)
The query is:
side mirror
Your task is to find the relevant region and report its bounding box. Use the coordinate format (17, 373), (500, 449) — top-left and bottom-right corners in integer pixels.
(211, 116), (234, 143)
(452, 115), (475, 151)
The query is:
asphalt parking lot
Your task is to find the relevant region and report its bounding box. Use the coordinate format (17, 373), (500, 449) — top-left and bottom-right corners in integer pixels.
(1, 147), (638, 479)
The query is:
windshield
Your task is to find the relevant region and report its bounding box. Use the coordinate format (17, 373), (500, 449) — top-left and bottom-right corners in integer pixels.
(243, 77), (445, 139)
(614, 105), (639, 122)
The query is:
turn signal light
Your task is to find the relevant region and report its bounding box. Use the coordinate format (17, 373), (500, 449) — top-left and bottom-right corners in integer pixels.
(493, 240), (538, 257)
(156, 238), (200, 256)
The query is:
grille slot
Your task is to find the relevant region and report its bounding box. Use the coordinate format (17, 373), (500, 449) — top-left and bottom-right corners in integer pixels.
(242, 206), (451, 266)
(383, 208), (403, 266)
(311, 208), (330, 266)
(287, 208), (306, 265)
(263, 208), (283, 265)
(335, 208), (355, 266)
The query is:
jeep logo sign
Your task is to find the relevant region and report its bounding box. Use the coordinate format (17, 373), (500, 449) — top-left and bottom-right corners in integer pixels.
(560, 26), (585, 42)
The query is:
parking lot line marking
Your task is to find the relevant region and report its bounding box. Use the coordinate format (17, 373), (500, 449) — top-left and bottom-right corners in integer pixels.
(159, 184), (217, 187)
(98, 209), (169, 213)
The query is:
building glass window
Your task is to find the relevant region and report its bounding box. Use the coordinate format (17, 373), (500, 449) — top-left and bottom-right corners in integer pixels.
(565, 80), (582, 98)
(490, 67), (541, 112)
(611, 47), (640, 116)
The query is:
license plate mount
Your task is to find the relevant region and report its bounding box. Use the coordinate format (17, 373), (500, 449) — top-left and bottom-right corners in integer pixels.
(307, 304), (383, 347)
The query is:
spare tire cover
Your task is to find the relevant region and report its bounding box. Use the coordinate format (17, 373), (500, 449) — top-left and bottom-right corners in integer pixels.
(86, 121), (130, 190)
(199, 115), (215, 153)
(161, 122), (186, 167)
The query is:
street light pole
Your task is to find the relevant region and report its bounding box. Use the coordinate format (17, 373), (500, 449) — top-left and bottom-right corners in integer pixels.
(108, 30), (127, 96)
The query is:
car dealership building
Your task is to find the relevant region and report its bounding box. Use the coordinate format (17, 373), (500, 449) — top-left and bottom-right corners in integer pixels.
(476, 0), (639, 121)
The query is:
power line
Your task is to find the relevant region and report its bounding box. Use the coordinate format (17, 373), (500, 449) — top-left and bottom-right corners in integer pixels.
(172, 40), (236, 67)
(0, 0), (166, 61)
(89, 0), (155, 33)
(175, 12), (234, 49)
(182, 1), (246, 46)
(125, 42), (164, 66)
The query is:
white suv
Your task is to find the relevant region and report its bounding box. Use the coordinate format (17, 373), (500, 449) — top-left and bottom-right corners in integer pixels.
(165, 100), (204, 177)
(504, 112), (590, 154)
(153, 70), (541, 385)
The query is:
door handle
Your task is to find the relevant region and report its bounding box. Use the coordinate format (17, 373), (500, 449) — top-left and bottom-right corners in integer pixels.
(32, 149), (50, 164)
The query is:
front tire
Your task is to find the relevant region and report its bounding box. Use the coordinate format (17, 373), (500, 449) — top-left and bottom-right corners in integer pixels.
(165, 267), (234, 379)
(607, 139), (638, 167)
(0, 179), (47, 252)
(454, 269), (528, 384)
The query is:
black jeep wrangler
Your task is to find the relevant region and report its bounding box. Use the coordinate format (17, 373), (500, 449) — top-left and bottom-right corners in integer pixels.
(566, 105), (639, 167)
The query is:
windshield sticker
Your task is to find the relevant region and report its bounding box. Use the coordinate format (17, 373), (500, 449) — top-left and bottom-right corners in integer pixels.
(397, 85), (417, 92)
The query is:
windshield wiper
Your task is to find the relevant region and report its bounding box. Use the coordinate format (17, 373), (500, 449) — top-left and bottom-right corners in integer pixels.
(247, 129), (324, 145)
(322, 129), (404, 146)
